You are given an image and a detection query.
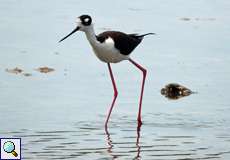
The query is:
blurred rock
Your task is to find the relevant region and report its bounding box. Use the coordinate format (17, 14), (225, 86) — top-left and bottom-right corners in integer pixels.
(36, 67), (55, 73)
(5, 67), (23, 74)
(23, 73), (32, 77)
(161, 83), (195, 100)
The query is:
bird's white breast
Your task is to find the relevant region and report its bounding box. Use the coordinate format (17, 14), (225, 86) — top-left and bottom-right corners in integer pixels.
(90, 37), (129, 63)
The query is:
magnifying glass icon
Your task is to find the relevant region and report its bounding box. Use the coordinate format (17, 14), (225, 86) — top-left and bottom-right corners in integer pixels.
(3, 141), (18, 157)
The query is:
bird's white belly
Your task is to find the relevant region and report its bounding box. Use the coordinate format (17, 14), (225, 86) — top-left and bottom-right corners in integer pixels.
(90, 37), (129, 63)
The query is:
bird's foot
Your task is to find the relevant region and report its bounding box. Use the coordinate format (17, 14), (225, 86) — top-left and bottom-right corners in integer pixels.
(137, 119), (142, 129)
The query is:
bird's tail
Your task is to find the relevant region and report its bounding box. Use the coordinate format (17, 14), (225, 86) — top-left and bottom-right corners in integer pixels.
(128, 32), (156, 40)
(138, 33), (156, 37)
(129, 32), (156, 39)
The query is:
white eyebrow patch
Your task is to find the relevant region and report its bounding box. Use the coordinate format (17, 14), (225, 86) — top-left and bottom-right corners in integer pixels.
(84, 18), (90, 22)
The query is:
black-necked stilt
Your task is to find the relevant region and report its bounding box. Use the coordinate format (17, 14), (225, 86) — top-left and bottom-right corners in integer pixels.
(59, 15), (154, 128)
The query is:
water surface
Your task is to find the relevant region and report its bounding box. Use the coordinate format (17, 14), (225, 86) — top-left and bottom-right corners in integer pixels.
(1, 0), (230, 159)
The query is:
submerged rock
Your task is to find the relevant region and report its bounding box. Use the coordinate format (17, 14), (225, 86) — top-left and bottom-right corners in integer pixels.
(36, 67), (55, 73)
(5, 67), (23, 74)
(5, 67), (32, 77)
(23, 73), (32, 77)
(161, 83), (195, 100)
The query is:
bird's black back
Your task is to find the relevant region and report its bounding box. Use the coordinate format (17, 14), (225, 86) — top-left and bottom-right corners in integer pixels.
(96, 31), (150, 55)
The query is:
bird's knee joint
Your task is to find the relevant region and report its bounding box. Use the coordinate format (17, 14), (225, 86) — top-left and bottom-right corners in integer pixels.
(142, 69), (147, 75)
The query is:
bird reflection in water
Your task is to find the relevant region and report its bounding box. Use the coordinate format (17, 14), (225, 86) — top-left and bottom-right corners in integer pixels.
(134, 126), (141, 160)
(105, 128), (113, 156)
(105, 125), (142, 159)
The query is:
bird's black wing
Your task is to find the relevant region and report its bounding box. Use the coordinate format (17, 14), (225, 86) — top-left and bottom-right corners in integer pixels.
(96, 31), (142, 55)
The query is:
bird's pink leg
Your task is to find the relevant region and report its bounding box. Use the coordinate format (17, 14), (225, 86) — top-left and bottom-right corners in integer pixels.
(129, 58), (147, 127)
(105, 63), (118, 129)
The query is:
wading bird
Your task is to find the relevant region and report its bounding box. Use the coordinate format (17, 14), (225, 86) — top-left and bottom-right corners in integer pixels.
(59, 15), (154, 128)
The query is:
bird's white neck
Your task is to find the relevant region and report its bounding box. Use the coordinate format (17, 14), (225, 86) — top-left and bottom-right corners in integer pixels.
(84, 25), (97, 46)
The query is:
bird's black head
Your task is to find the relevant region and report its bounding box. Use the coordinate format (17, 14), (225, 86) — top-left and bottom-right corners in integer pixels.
(79, 15), (92, 26)
(59, 14), (92, 43)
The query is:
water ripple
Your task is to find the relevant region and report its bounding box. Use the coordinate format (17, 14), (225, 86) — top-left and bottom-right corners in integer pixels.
(2, 113), (230, 159)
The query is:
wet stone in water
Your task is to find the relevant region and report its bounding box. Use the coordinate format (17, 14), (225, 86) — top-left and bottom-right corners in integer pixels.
(161, 83), (195, 100)
(23, 73), (32, 77)
(180, 17), (191, 21)
(36, 67), (55, 73)
(5, 67), (23, 74)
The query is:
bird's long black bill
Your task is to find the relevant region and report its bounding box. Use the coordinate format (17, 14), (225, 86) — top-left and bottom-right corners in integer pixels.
(59, 26), (80, 43)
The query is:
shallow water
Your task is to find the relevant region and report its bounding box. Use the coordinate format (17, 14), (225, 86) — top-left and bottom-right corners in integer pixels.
(1, 114), (230, 159)
(1, 0), (230, 159)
